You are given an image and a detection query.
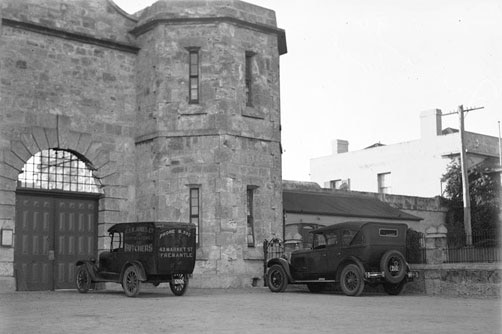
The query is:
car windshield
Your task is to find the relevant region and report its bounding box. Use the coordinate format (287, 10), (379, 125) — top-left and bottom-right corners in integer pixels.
(111, 232), (123, 251)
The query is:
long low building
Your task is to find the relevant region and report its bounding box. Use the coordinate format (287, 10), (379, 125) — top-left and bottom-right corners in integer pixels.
(283, 187), (422, 248)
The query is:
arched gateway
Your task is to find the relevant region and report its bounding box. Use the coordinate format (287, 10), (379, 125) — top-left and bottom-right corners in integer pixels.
(15, 149), (101, 290)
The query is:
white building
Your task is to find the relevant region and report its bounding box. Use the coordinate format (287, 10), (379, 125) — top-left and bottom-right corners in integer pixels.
(310, 109), (500, 197)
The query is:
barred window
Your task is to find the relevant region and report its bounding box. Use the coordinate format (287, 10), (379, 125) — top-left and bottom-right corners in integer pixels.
(247, 186), (256, 247)
(245, 51), (255, 107)
(189, 187), (200, 247)
(17, 149), (102, 193)
(188, 48), (200, 104)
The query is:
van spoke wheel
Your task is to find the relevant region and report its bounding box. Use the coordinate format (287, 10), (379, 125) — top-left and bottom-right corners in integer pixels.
(380, 250), (406, 284)
(267, 264), (288, 292)
(170, 274), (189, 296)
(340, 264), (364, 296)
(122, 266), (141, 297)
(76, 265), (91, 293)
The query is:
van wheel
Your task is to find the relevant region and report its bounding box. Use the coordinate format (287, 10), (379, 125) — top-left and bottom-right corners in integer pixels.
(75, 265), (91, 293)
(340, 264), (364, 296)
(380, 250), (406, 284)
(170, 274), (189, 296)
(122, 266), (141, 297)
(267, 264), (288, 292)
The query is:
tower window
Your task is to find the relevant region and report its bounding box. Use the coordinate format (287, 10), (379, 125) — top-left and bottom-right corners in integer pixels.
(247, 186), (257, 247)
(188, 48), (200, 104)
(189, 187), (201, 246)
(245, 51), (255, 107)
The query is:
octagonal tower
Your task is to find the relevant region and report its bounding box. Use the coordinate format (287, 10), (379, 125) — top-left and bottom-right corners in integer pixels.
(132, 0), (286, 287)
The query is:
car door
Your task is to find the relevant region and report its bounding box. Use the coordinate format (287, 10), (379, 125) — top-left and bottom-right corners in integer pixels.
(325, 230), (342, 277)
(328, 229), (358, 273)
(305, 233), (329, 279)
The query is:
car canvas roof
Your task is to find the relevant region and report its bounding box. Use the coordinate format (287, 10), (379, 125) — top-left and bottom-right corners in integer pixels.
(311, 221), (408, 234)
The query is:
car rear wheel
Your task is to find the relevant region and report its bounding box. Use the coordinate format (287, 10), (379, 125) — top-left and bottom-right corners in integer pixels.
(267, 264), (288, 292)
(340, 264), (365, 296)
(170, 274), (189, 296)
(122, 266), (141, 297)
(380, 250), (406, 284)
(383, 279), (406, 295)
(75, 265), (91, 293)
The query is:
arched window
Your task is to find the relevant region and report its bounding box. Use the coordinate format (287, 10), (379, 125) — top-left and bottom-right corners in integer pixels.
(17, 149), (102, 193)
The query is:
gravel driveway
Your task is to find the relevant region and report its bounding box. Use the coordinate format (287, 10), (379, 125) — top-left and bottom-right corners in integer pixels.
(1, 286), (500, 334)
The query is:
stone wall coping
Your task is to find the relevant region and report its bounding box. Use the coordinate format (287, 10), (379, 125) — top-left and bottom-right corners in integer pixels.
(411, 263), (502, 271)
(135, 129), (279, 145)
(130, 16), (287, 55)
(1, 18), (140, 54)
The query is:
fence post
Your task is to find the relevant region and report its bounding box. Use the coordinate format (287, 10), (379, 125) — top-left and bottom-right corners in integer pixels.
(425, 225), (448, 264)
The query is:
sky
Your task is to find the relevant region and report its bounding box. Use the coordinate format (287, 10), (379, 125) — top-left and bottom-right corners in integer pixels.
(114, 0), (502, 181)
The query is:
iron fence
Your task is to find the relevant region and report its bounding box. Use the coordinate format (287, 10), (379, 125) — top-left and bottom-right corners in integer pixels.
(445, 231), (501, 263)
(406, 230), (427, 264)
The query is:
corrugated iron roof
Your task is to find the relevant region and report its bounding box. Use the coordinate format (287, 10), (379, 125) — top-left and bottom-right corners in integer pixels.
(283, 190), (421, 221)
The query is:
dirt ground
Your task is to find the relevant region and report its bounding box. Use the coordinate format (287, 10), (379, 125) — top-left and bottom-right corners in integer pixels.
(1, 285), (500, 334)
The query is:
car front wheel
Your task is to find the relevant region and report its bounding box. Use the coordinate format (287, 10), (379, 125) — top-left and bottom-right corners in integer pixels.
(170, 274), (189, 296)
(267, 264), (288, 292)
(122, 266), (141, 297)
(75, 265), (91, 293)
(340, 264), (365, 296)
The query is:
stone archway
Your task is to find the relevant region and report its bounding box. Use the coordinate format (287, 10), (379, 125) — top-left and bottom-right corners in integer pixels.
(15, 148), (102, 290)
(0, 122), (120, 291)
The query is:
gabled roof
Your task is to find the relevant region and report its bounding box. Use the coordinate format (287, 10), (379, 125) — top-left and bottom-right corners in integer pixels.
(283, 190), (421, 221)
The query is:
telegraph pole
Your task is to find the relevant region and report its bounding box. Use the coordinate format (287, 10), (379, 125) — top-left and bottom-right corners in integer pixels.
(458, 105), (472, 246)
(443, 105), (484, 246)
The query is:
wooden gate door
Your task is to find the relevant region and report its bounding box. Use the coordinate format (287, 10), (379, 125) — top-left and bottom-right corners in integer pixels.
(15, 195), (54, 290)
(15, 193), (98, 291)
(54, 197), (97, 289)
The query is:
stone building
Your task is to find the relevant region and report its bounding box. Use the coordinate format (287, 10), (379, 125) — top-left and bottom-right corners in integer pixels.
(0, 0), (286, 291)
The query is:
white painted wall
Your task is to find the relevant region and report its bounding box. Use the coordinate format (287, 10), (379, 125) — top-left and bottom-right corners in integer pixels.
(310, 115), (499, 198)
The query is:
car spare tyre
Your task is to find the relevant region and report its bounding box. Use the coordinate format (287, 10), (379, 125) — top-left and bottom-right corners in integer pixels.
(380, 250), (406, 284)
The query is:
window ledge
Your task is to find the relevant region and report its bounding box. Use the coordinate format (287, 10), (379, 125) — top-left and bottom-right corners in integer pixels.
(242, 106), (265, 119)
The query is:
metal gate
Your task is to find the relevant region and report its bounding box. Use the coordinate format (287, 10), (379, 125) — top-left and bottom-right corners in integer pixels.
(15, 192), (98, 291)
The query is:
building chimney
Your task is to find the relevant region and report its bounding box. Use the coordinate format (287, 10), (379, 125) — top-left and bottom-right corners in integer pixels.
(332, 139), (349, 154)
(420, 109), (442, 139)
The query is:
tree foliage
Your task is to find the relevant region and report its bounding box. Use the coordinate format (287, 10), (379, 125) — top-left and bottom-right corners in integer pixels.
(441, 159), (500, 241)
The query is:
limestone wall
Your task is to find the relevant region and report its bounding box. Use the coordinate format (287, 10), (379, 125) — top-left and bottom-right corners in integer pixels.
(132, 0), (283, 287)
(0, 0), (285, 290)
(0, 0), (140, 289)
(408, 263), (501, 297)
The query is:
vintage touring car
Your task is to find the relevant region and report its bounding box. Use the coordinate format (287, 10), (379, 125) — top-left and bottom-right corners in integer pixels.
(75, 222), (196, 297)
(266, 221), (417, 296)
